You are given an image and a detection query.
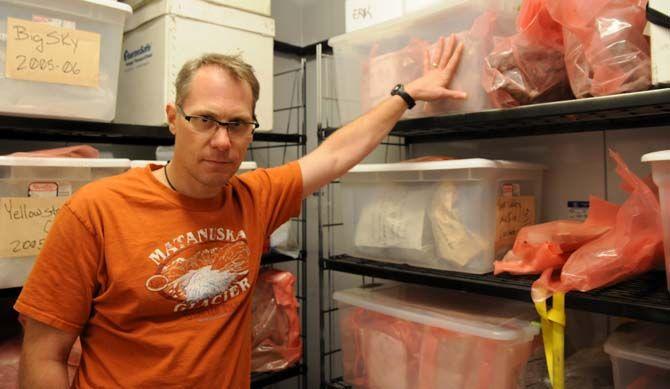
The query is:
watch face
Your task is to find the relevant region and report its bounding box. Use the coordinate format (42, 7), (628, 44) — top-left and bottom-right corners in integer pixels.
(392, 84), (402, 94)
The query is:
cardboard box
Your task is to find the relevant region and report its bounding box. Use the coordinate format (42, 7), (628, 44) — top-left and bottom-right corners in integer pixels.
(116, 0), (275, 130)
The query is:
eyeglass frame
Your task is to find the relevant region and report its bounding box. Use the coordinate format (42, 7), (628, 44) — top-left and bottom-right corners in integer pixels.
(176, 105), (259, 137)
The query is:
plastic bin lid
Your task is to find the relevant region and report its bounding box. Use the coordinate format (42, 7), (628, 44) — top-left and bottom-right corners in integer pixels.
(604, 322), (670, 370)
(0, 157), (130, 168)
(346, 159), (545, 174)
(333, 283), (539, 342)
(642, 150), (670, 163)
(130, 160), (167, 168)
(239, 161), (257, 171)
(71, 0), (132, 14)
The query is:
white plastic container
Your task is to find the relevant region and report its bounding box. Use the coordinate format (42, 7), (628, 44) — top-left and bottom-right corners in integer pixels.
(116, 0), (275, 131)
(335, 283), (539, 389)
(0, 0), (132, 121)
(604, 322), (670, 389)
(0, 157), (130, 288)
(328, 0), (518, 124)
(341, 159), (544, 273)
(649, 0), (670, 86)
(642, 150), (670, 292)
(121, 0), (272, 16)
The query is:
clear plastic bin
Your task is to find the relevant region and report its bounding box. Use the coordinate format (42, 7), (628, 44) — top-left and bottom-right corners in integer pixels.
(334, 283), (539, 389)
(642, 150), (670, 293)
(604, 322), (670, 389)
(0, 0), (131, 121)
(341, 159), (544, 273)
(0, 157), (130, 288)
(327, 0), (518, 124)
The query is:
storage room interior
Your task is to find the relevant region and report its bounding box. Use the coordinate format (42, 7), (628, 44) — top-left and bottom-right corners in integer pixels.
(1, 0), (669, 388)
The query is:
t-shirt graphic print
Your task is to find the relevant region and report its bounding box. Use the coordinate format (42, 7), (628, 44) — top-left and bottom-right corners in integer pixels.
(145, 228), (252, 315)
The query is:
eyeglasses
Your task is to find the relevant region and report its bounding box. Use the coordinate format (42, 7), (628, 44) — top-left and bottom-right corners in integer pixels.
(177, 105), (259, 139)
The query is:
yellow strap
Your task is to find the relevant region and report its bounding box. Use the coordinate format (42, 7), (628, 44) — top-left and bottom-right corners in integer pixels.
(534, 292), (566, 389)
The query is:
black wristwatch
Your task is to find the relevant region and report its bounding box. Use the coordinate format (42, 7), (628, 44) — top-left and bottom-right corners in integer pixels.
(390, 84), (416, 109)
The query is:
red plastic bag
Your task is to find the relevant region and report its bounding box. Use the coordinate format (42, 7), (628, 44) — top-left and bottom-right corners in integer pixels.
(532, 150), (663, 301)
(483, 0), (572, 107)
(545, 0), (651, 98)
(494, 196), (619, 275)
(251, 269), (301, 373)
(0, 337), (20, 389)
(340, 308), (424, 388)
(8, 145), (100, 158)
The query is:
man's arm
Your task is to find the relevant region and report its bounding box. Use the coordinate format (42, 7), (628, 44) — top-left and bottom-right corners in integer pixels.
(299, 35), (465, 197)
(19, 317), (78, 389)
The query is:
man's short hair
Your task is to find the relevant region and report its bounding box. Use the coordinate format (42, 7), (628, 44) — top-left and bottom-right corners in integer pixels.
(175, 53), (260, 114)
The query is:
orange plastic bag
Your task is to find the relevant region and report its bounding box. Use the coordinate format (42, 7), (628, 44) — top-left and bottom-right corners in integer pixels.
(494, 196), (619, 275)
(483, 0), (572, 107)
(545, 0), (651, 98)
(251, 269), (302, 373)
(532, 150), (663, 300)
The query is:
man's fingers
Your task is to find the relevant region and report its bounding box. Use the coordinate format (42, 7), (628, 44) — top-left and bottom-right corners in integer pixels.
(439, 34), (456, 69)
(444, 41), (464, 83)
(441, 88), (468, 99)
(432, 36), (445, 69)
(423, 48), (431, 73)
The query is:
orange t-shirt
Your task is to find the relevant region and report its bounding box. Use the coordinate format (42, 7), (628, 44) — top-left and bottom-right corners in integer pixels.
(14, 162), (303, 388)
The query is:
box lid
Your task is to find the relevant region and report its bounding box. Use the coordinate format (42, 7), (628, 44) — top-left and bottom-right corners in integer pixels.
(330, 0), (517, 47)
(642, 150), (670, 163)
(0, 157), (130, 168)
(124, 0), (275, 37)
(345, 159), (545, 174)
(604, 322), (670, 370)
(3, 0), (132, 16)
(239, 161), (257, 171)
(333, 284), (539, 341)
(130, 160), (167, 168)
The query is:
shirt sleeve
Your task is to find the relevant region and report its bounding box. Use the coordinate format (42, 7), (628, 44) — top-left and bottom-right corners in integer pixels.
(238, 161), (303, 238)
(14, 202), (101, 334)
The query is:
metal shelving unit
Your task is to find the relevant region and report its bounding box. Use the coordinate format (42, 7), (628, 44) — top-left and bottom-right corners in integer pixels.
(0, 114), (305, 145)
(251, 365), (306, 389)
(315, 42), (670, 388)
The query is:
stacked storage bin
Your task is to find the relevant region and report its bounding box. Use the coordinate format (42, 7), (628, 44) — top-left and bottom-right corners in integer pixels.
(0, 157), (130, 288)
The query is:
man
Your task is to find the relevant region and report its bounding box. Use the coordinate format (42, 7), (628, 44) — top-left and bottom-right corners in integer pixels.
(15, 35), (464, 388)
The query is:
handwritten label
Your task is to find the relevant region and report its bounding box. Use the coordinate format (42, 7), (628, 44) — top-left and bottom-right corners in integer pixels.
(0, 197), (67, 259)
(5, 17), (100, 87)
(495, 196), (535, 257)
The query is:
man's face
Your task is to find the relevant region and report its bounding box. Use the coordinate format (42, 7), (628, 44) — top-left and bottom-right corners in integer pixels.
(166, 66), (254, 190)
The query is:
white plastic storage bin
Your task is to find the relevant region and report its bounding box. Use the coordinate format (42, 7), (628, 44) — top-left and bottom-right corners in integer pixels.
(0, 157), (130, 288)
(642, 150), (670, 292)
(335, 283), (539, 389)
(121, 0), (271, 16)
(604, 322), (670, 389)
(0, 0), (131, 121)
(116, 0), (275, 131)
(328, 0), (518, 124)
(341, 159), (544, 273)
(649, 0), (670, 86)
